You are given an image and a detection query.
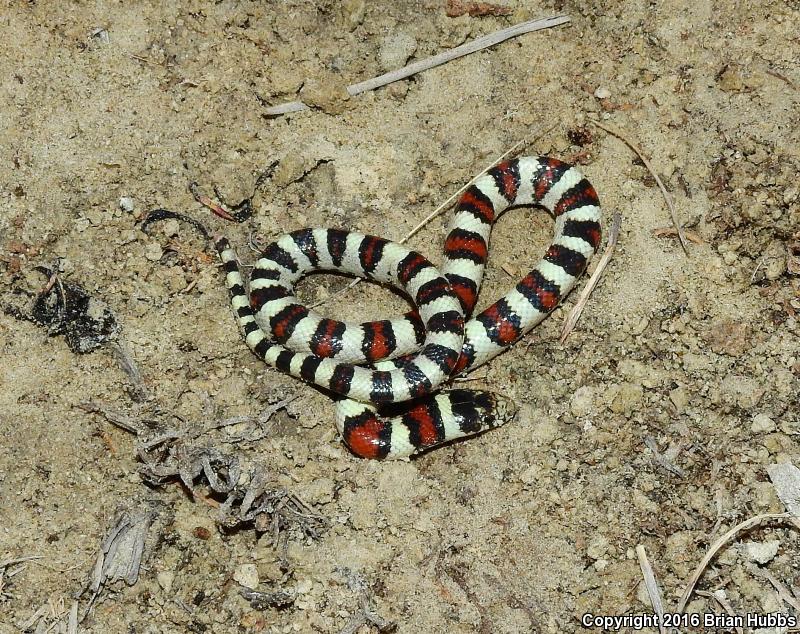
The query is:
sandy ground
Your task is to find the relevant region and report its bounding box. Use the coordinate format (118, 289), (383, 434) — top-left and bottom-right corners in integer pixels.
(1, 1), (799, 632)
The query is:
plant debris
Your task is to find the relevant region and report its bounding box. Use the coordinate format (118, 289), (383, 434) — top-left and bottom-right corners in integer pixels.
(3, 264), (120, 353)
(77, 509), (161, 619)
(337, 567), (396, 634)
(240, 587), (296, 610)
(81, 394), (326, 565)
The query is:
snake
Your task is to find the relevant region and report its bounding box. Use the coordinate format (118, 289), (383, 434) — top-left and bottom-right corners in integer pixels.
(214, 156), (601, 459)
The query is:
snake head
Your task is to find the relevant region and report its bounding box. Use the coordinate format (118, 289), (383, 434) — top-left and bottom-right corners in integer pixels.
(487, 392), (517, 429)
(447, 389), (517, 433)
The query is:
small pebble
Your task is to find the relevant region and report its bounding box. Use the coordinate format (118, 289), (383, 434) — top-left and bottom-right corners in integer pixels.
(84, 207), (106, 225)
(609, 383), (644, 416)
(162, 218), (181, 238)
(750, 480), (783, 512)
(193, 526), (211, 540)
(740, 540), (780, 565)
(379, 32), (417, 72)
(296, 578), (313, 594)
(570, 386), (595, 418)
(722, 250), (738, 265)
(157, 570), (175, 592)
(342, 0), (366, 29)
(751, 413), (776, 434)
(664, 531), (695, 577)
(594, 87), (611, 99)
(718, 65), (744, 92)
(520, 406), (558, 445)
(780, 419), (800, 435)
(720, 374), (764, 409)
(304, 476), (335, 504)
(586, 535), (609, 560)
(299, 74), (349, 115)
(144, 242), (163, 262)
(765, 252), (787, 281)
(274, 154), (309, 187)
(519, 464), (540, 485)
(703, 319), (749, 357)
(233, 563), (259, 589)
(593, 559), (609, 571)
(119, 196), (135, 212)
(766, 463), (800, 516)
(387, 81), (409, 99)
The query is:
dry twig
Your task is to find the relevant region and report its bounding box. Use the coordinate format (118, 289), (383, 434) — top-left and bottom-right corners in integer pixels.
(110, 339), (150, 402)
(76, 400), (151, 435)
(68, 601), (79, 634)
(559, 211), (621, 343)
(652, 226), (705, 245)
(265, 16), (570, 116)
(590, 119), (688, 254)
(635, 545), (666, 634)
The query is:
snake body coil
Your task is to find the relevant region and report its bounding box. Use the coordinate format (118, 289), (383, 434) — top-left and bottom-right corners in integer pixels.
(216, 156), (601, 459)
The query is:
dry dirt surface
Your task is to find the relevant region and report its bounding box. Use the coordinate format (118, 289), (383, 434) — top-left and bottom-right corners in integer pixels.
(1, 1), (799, 633)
